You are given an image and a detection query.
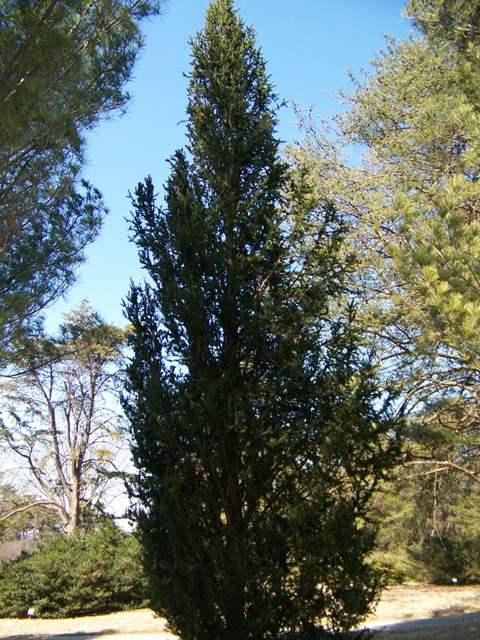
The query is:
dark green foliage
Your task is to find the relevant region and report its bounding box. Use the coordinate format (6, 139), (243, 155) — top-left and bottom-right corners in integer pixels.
(408, 534), (480, 585)
(0, 522), (148, 618)
(0, 0), (164, 366)
(124, 2), (401, 639)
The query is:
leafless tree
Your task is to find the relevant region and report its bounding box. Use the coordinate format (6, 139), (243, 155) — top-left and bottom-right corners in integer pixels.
(0, 301), (130, 535)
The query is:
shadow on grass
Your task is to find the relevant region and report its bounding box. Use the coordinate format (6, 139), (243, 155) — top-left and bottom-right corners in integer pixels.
(3, 632), (117, 640)
(432, 605), (466, 617)
(370, 611), (480, 639)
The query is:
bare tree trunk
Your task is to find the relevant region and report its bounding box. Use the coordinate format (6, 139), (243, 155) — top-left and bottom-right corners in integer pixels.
(66, 460), (82, 536)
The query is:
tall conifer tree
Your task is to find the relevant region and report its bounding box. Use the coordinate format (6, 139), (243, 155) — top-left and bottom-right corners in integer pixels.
(124, 2), (400, 638)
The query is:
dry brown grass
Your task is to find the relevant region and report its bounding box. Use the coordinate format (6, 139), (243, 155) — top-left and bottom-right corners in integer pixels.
(0, 608), (173, 638)
(371, 615), (480, 640)
(368, 583), (480, 622)
(1, 584), (480, 639)
(365, 584), (480, 640)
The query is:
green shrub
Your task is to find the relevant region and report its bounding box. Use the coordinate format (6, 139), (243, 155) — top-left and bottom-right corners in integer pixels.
(0, 521), (149, 618)
(407, 534), (480, 585)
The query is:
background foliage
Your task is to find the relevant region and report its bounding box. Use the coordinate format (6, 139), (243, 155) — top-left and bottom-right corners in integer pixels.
(0, 522), (147, 618)
(0, 0), (164, 367)
(288, 0), (480, 586)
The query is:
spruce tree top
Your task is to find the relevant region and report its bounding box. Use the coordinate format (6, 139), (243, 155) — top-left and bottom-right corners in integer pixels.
(186, 0), (283, 203)
(131, 0), (288, 372)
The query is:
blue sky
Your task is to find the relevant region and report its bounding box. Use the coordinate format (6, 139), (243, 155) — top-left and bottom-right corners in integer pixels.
(47, 0), (411, 330)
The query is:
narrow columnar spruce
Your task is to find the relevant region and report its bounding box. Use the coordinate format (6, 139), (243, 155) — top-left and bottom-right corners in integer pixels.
(124, 2), (401, 638)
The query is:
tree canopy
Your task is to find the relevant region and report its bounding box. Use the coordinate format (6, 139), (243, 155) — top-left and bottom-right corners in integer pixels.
(0, 0), (164, 367)
(0, 302), (130, 536)
(289, 0), (480, 581)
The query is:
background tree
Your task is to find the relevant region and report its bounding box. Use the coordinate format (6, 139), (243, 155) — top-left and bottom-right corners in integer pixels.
(288, 0), (480, 578)
(0, 0), (164, 367)
(0, 475), (57, 542)
(407, 0), (480, 55)
(124, 2), (401, 639)
(0, 476), (61, 567)
(0, 302), (129, 536)
(371, 456), (480, 584)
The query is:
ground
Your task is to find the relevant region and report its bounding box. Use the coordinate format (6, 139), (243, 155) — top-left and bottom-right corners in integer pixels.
(367, 583), (480, 639)
(1, 584), (480, 639)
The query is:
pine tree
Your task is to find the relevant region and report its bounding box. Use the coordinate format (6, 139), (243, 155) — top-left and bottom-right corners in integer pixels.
(287, 0), (480, 579)
(0, 0), (164, 367)
(124, 2), (400, 638)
